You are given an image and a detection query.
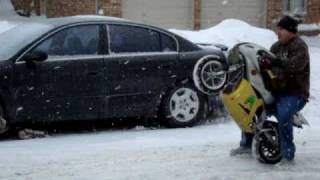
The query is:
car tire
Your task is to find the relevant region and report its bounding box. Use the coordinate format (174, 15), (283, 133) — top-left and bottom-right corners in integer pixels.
(193, 56), (228, 95)
(161, 83), (205, 128)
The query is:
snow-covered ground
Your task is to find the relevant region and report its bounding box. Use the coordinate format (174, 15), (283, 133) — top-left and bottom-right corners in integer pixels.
(0, 18), (320, 179)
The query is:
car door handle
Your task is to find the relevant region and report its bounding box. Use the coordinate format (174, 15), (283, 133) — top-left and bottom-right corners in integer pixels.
(88, 72), (98, 76)
(160, 64), (172, 69)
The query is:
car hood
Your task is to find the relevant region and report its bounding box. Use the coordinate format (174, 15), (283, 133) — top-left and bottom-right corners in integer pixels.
(0, 22), (53, 60)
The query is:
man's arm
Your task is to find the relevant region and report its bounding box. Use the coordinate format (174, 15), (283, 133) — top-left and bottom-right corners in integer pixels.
(283, 42), (309, 73)
(270, 43), (278, 54)
(269, 42), (285, 67)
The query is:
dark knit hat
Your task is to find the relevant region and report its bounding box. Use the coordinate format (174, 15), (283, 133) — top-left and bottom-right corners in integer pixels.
(277, 15), (299, 33)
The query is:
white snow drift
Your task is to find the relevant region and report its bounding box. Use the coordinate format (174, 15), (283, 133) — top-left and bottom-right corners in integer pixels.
(170, 19), (278, 49)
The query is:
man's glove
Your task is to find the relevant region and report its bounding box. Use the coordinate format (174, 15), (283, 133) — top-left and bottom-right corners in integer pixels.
(258, 50), (277, 69)
(260, 58), (272, 69)
(270, 57), (284, 67)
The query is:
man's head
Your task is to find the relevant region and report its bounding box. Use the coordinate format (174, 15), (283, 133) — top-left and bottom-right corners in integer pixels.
(276, 16), (299, 44)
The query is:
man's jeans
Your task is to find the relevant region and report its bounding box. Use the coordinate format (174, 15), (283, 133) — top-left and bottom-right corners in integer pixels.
(239, 95), (306, 160)
(275, 95), (306, 160)
(240, 132), (253, 148)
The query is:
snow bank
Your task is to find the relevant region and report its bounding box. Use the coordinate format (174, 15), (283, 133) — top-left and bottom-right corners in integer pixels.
(0, 0), (17, 17)
(170, 19), (277, 49)
(299, 23), (320, 32)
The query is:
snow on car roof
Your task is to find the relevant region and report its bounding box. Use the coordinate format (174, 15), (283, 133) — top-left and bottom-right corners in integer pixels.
(36, 15), (132, 27)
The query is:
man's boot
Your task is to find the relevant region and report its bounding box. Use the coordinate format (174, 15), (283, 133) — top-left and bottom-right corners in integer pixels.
(230, 146), (251, 156)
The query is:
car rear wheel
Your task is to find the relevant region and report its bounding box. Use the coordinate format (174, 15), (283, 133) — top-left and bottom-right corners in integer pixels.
(193, 56), (228, 95)
(161, 84), (205, 128)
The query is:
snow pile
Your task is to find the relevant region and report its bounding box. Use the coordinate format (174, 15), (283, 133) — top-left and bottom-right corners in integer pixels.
(170, 19), (277, 49)
(0, 0), (19, 34)
(299, 23), (320, 32)
(0, 0), (17, 17)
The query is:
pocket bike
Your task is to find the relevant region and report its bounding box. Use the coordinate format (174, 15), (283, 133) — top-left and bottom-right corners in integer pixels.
(193, 42), (309, 164)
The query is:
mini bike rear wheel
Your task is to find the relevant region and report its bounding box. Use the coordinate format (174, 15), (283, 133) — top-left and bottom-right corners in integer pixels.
(253, 121), (282, 164)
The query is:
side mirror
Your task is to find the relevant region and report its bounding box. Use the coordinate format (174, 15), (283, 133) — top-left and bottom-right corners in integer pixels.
(214, 44), (228, 52)
(24, 50), (48, 63)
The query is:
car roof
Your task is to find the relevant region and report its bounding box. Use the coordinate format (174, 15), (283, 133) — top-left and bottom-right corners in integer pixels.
(26, 15), (176, 36)
(32, 15), (132, 27)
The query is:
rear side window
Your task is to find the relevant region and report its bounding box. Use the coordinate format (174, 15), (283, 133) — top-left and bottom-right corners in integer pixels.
(33, 25), (101, 56)
(161, 34), (177, 52)
(109, 25), (161, 54)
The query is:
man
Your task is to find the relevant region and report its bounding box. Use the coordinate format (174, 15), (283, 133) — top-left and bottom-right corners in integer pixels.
(230, 15), (310, 163)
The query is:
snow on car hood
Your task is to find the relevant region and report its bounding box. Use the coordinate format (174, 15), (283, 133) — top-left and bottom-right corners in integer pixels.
(0, 21), (17, 34)
(0, 22), (53, 60)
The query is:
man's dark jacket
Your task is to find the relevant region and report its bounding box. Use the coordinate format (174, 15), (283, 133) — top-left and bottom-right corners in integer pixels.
(270, 36), (310, 100)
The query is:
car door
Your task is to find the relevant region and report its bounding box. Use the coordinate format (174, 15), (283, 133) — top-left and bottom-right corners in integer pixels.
(13, 24), (106, 122)
(104, 24), (178, 118)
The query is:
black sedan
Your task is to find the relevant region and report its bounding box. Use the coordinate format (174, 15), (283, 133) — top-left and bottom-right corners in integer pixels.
(0, 16), (227, 133)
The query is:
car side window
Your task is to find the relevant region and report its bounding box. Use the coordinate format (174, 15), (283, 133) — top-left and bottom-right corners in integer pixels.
(161, 33), (177, 52)
(109, 25), (161, 54)
(32, 25), (100, 57)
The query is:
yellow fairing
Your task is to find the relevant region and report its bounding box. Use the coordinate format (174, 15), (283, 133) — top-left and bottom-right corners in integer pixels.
(222, 79), (263, 133)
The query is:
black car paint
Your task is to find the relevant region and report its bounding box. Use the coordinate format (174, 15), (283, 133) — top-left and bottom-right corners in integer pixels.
(0, 17), (225, 125)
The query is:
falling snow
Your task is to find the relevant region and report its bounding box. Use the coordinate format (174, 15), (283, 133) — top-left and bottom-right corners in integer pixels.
(0, 17), (320, 180)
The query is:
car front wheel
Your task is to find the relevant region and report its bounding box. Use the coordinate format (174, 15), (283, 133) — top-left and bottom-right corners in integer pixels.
(161, 84), (205, 128)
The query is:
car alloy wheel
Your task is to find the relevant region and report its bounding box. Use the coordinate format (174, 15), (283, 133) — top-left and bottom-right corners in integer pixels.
(169, 87), (200, 123)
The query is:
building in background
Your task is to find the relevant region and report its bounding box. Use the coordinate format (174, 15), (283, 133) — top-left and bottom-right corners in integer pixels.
(10, 0), (320, 31)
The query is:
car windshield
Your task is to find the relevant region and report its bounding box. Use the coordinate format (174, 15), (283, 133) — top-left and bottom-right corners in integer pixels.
(0, 22), (53, 60)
